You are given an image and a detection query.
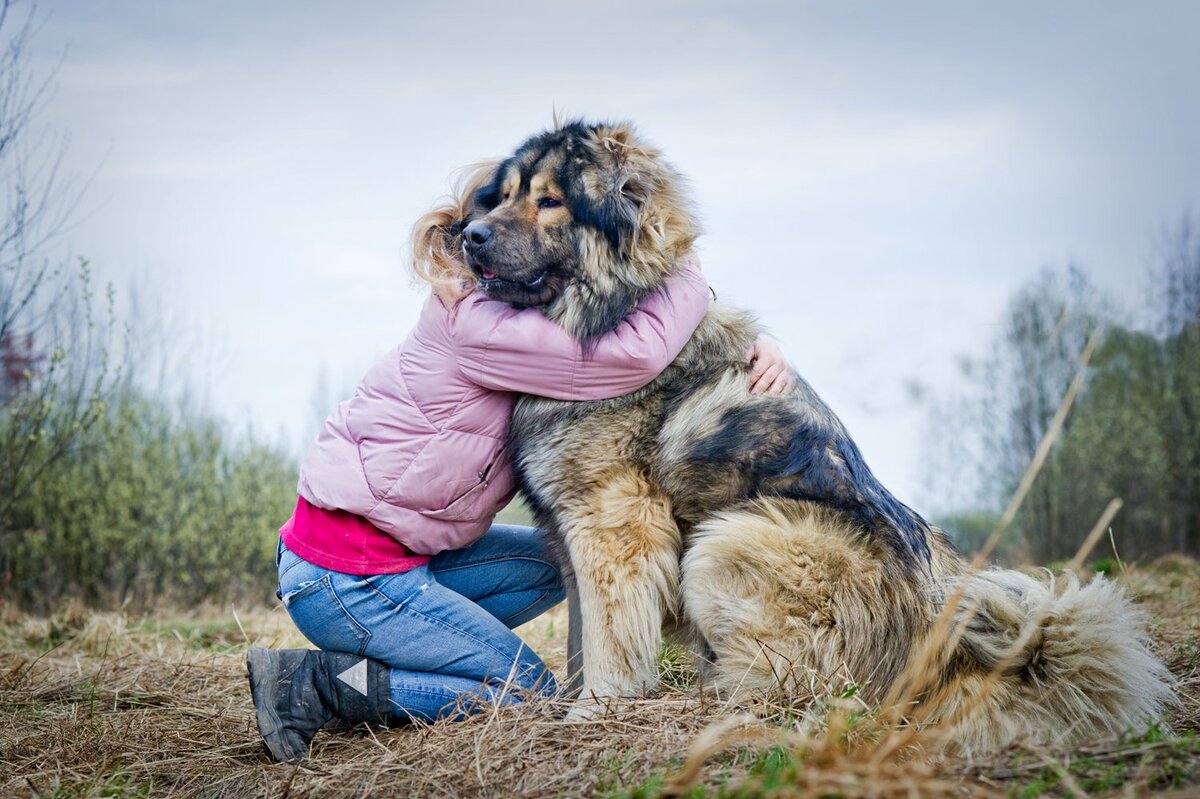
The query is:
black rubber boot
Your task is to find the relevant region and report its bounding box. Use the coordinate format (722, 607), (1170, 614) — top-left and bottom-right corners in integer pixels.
(246, 647), (392, 762)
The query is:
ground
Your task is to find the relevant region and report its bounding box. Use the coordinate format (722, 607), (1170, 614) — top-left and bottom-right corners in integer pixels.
(1, 558), (1197, 798)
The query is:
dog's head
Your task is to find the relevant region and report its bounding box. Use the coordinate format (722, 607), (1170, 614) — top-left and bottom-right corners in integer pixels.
(460, 121), (700, 341)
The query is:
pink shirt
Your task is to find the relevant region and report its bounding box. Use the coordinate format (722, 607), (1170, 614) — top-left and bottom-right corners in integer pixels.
(280, 496), (430, 574)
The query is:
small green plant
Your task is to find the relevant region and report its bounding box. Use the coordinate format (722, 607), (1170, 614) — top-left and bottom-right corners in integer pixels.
(1008, 729), (1200, 797)
(743, 746), (793, 789)
(657, 642), (699, 692)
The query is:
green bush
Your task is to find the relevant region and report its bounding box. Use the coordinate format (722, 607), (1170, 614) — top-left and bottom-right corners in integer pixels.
(2, 390), (296, 611)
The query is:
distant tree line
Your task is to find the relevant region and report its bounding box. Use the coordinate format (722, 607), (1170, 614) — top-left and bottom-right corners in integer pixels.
(0, 2), (296, 611)
(930, 218), (1200, 564)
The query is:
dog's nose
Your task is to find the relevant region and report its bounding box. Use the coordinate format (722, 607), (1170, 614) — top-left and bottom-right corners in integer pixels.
(464, 221), (492, 247)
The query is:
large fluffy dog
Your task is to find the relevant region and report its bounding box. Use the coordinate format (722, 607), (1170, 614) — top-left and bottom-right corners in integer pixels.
(454, 121), (1174, 752)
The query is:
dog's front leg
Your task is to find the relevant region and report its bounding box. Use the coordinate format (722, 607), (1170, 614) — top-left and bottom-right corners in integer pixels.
(560, 468), (681, 712)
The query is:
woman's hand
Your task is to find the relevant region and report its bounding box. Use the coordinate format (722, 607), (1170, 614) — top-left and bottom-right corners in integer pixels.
(745, 335), (797, 395)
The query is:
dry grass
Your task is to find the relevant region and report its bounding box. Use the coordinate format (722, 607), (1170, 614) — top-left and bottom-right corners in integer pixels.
(1, 556), (1198, 799)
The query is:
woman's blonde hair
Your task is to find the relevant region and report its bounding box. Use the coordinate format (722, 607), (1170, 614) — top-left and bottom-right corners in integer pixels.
(410, 160), (500, 304)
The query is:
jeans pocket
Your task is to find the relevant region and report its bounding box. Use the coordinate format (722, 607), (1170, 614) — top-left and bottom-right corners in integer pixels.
(281, 574), (373, 656)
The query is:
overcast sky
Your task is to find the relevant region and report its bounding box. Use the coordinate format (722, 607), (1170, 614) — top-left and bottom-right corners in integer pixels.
(22, 0), (1200, 511)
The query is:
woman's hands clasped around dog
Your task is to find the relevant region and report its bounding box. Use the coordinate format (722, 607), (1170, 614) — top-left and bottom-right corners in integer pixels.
(746, 335), (797, 395)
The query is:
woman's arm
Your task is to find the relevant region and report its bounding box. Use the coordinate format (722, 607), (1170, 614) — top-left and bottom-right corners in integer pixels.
(456, 260), (710, 401)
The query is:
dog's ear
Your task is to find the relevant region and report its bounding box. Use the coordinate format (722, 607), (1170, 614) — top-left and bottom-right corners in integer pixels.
(585, 123), (699, 276)
(591, 123), (650, 210)
(582, 123), (657, 255)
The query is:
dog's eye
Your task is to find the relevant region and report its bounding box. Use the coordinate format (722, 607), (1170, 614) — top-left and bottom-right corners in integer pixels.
(538, 197), (562, 210)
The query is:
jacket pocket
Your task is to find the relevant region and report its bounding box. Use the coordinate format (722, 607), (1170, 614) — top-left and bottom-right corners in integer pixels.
(419, 459), (500, 522)
(384, 430), (507, 515)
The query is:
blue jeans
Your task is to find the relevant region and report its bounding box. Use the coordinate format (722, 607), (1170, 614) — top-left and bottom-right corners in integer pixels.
(276, 525), (565, 721)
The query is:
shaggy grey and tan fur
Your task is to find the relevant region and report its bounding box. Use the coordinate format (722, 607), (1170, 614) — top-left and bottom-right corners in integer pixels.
(450, 120), (1174, 753)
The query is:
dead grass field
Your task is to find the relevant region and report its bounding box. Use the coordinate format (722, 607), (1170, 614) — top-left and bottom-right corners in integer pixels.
(2, 557), (1198, 798)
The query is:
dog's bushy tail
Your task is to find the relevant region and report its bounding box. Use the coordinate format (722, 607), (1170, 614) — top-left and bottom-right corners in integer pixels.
(921, 568), (1176, 754)
(680, 498), (1174, 753)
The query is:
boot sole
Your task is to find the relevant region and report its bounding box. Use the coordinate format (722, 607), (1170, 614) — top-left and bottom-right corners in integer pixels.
(246, 648), (306, 763)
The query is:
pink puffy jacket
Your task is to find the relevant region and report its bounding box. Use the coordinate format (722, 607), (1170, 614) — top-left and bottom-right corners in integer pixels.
(297, 261), (710, 556)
